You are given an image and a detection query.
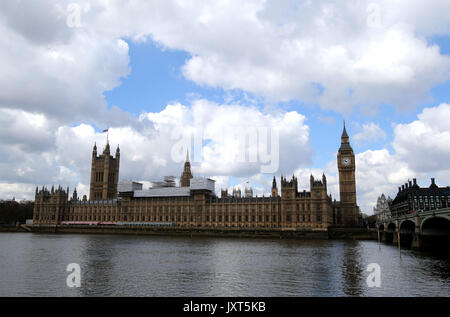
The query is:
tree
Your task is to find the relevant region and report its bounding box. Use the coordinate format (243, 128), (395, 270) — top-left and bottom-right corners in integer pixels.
(0, 200), (34, 224)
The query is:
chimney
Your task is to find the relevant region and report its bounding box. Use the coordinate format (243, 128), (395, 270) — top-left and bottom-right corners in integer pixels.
(402, 185), (405, 191)
(431, 178), (435, 185)
(398, 187), (401, 192)
(409, 180), (412, 188)
(413, 178), (417, 186)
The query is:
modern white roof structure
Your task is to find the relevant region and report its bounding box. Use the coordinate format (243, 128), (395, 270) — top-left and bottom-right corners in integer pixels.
(134, 187), (191, 197)
(118, 177), (215, 198)
(117, 181), (143, 193)
(190, 177), (215, 192)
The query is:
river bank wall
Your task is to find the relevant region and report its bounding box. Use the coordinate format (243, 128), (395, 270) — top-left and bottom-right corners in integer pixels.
(26, 225), (377, 240)
(0, 224), (28, 232)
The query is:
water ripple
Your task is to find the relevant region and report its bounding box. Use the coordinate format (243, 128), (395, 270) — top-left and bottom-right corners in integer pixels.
(0, 233), (449, 296)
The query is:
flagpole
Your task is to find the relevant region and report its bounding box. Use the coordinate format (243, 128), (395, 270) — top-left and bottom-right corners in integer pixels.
(103, 128), (109, 143)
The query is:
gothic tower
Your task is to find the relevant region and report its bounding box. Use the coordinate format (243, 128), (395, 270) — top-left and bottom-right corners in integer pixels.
(337, 122), (359, 226)
(272, 176), (278, 197)
(89, 141), (120, 200)
(180, 150), (193, 187)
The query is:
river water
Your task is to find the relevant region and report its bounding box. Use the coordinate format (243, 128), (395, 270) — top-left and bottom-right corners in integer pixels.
(0, 232), (449, 297)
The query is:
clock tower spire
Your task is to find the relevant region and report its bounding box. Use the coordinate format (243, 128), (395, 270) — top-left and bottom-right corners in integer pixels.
(341, 120), (349, 144)
(337, 121), (359, 226)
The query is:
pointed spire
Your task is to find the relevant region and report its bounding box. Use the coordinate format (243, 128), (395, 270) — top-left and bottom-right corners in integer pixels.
(342, 120), (348, 136)
(72, 187), (78, 201)
(115, 144), (120, 159)
(103, 141), (110, 154)
(180, 148), (193, 187)
(341, 120), (349, 143)
(272, 176), (277, 189)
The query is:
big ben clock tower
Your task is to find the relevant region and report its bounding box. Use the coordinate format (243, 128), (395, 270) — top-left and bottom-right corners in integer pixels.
(337, 122), (359, 226)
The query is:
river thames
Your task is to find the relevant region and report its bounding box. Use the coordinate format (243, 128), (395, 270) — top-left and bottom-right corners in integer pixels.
(0, 232), (449, 297)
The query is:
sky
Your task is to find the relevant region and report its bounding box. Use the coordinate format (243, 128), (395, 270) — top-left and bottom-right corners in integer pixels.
(1, 0), (450, 215)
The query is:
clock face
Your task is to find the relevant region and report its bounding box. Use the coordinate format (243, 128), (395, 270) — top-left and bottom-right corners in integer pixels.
(341, 157), (351, 166)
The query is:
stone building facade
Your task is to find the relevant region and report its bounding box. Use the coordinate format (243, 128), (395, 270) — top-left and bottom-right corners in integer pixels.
(33, 125), (360, 229)
(389, 178), (450, 217)
(336, 122), (359, 226)
(180, 151), (193, 187)
(89, 141), (120, 200)
(374, 194), (392, 224)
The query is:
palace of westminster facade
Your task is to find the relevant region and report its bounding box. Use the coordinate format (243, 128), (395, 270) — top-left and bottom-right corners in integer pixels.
(33, 125), (360, 229)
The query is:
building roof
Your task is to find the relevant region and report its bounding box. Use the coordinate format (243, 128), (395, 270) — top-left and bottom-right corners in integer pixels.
(341, 122), (349, 139)
(391, 179), (450, 206)
(119, 177), (215, 198)
(134, 187), (191, 198)
(339, 143), (353, 151)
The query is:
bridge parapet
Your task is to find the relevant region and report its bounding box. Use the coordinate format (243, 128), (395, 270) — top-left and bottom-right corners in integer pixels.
(382, 207), (450, 237)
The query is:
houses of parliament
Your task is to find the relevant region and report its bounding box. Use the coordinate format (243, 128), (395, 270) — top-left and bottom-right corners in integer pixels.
(32, 125), (360, 230)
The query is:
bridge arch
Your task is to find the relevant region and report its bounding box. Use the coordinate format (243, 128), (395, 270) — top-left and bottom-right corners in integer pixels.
(399, 220), (416, 248)
(420, 216), (450, 253)
(399, 220), (415, 234)
(385, 222), (396, 243)
(421, 217), (450, 236)
(376, 224), (385, 241)
(387, 223), (396, 232)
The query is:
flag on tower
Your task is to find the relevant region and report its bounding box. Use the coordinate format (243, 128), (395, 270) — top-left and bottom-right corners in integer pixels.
(103, 129), (109, 133)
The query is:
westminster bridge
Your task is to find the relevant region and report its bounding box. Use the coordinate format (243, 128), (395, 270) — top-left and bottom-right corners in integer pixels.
(376, 207), (450, 250)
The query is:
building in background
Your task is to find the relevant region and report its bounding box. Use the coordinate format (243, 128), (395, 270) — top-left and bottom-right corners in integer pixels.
(89, 141), (120, 200)
(180, 151), (193, 187)
(374, 194), (392, 224)
(336, 122), (359, 227)
(33, 125), (360, 229)
(389, 178), (450, 217)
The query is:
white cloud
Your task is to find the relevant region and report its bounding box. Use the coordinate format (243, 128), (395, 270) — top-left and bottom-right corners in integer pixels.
(353, 122), (387, 145)
(0, 183), (38, 201)
(1, 0), (448, 123)
(393, 103), (450, 172)
(379, 0), (450, 36)
(354, 149), (414, 213)
(0, 100), (313, 200)
(140, 99), (313, 178)
(0, 1), (130, 124)
(0, 109), (54, 152)
(84, 0), (450, 113)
